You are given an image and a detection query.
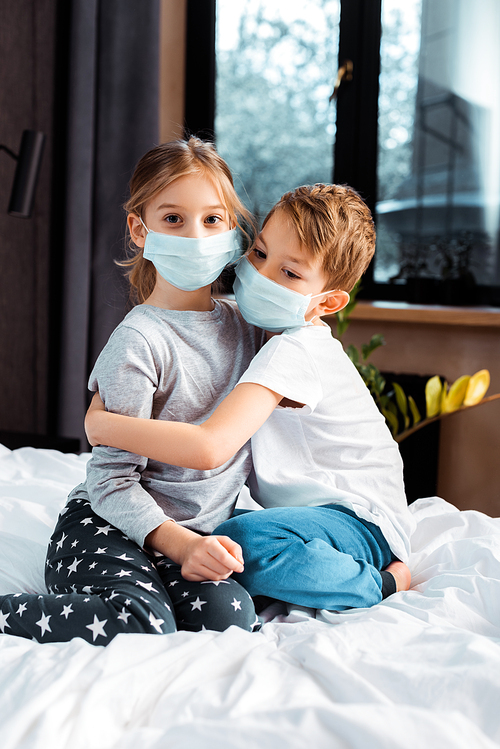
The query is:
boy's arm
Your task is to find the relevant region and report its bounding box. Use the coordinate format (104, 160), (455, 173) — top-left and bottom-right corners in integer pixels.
(85, 382), (284, 470)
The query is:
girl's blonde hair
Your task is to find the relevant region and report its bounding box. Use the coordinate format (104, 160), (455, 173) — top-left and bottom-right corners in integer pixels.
(121, 137), (253, 304)
(263, 183), (376, 292)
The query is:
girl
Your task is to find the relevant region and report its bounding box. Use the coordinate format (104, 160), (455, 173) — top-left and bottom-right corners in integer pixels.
(0, 138), (264, 644)
(85, 184), (413, 614)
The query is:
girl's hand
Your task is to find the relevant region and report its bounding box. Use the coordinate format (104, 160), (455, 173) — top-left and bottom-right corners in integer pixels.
(179, 534), (245, 582)
(146, 521), (244, 582)
(85, 392), (106, 447)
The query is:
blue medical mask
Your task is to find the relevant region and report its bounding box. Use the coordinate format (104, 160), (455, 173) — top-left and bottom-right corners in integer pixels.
(234, 255), (342, 333)
(140, 218), (240, 291)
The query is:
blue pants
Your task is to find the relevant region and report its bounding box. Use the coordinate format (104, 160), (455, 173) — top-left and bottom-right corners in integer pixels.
(214, 505), (395, 611)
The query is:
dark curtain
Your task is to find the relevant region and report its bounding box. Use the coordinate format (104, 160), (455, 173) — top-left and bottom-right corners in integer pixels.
(56, 0), (160, 447)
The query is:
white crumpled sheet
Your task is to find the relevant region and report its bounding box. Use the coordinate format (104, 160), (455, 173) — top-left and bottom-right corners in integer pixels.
(1, 445), (500, 749)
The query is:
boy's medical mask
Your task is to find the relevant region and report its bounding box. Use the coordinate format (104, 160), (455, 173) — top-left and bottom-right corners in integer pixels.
(234, 255), (340, 333)
(140, 218), (239, 291)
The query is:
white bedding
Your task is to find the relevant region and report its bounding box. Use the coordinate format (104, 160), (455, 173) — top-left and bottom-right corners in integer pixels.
(1, 444), (500, 749)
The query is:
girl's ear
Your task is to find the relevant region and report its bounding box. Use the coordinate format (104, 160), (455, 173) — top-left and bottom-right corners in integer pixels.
(127, 213), (146, 248)
(318, 290), (350, 316)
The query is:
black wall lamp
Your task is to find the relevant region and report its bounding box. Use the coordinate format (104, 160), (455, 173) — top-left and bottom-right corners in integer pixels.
(0, 130), (46, 218)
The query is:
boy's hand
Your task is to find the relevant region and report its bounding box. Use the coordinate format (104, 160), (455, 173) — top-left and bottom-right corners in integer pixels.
(85, 392), (106, 447)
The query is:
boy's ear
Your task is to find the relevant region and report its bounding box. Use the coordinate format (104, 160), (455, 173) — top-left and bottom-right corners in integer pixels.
(318, 290), (350, 316)
(128, 213), (147, 248)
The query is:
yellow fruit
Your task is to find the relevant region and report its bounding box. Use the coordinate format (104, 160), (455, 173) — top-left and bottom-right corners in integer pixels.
(442, 375), (470, 413)
(425, 375), (443, 418)
(463, 369), (490, 406)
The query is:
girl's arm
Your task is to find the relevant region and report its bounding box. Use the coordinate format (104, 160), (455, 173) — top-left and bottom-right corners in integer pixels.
(145, 520), (245, 581)
(85, 382), (284, 470)
(84, 325), (251, 582)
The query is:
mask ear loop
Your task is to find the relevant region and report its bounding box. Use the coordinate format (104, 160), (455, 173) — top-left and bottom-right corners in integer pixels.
(307, 290), (350, 324)
(139, 216), (150, 234)
(311, 289), (350, 303)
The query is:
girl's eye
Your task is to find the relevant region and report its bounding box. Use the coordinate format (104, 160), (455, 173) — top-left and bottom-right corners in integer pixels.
(252, 248), (266, 260)
(164, 215), (181, 224)
(205, 215), (221, 225)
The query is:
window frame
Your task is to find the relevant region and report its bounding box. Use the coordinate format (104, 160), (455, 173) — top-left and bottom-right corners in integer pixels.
(184, 0), (216, 140)
(333, 0), (381, 300)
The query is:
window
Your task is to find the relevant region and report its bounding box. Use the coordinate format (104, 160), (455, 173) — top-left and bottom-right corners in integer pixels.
(215, 0), (340, 221)
(187, 0), (500, 306)
(375, 0), (422, 285)
(373, 0), (500, 305)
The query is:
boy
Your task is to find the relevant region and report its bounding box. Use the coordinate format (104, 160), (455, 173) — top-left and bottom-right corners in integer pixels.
(86, 184), (413, 611)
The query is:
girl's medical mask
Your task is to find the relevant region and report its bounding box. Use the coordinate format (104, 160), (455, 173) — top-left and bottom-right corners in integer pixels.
(234, 255), (341, 333)
(140, 218), (240, 291)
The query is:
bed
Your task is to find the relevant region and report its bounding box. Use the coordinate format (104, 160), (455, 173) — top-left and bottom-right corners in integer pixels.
(1, 443), (500, 749)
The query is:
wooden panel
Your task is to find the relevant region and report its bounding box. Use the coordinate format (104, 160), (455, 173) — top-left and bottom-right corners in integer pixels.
(159, 0), (187, 141)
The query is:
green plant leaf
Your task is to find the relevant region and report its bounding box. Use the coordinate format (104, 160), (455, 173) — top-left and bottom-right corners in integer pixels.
(378, 394), (390, 409)
(346, 344), (359, 366)
(336, 317), (350, 338)
(380, 397), (398, 417)
(381, 407), (399, 437)
(362, 363), (379, 380)
(440, 381), (448, 412)
(374, 372), (386, 396)
(361, 334), (385, 362)
(392, 382), (407, 416)
(408, 396), (421, 426)
(393, 382), (409, 429)
(359, 363), (382, 398)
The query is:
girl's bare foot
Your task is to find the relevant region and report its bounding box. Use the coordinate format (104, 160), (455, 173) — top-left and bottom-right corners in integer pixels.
(385, 561), (411, 592)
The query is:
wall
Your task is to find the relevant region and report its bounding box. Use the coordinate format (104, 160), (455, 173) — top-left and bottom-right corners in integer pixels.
(0, 0), (57, 434)
(329, 306), (500, 517)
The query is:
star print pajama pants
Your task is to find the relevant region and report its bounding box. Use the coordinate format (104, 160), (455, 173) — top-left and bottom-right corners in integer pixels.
(0, 494), (256, 645)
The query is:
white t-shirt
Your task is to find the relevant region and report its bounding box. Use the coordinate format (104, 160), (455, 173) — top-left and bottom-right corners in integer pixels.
(238, 324), (415, 562)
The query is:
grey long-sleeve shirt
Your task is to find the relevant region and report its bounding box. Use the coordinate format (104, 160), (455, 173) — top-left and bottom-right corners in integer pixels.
(71, 300), (264, 547)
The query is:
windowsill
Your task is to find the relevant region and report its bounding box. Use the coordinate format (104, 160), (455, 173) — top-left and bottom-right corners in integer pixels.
(219, 293), (500, 327)
(329, 301), (500, 327)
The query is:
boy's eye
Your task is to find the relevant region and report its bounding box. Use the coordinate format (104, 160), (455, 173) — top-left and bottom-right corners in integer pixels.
(284, 269), (301, 280)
